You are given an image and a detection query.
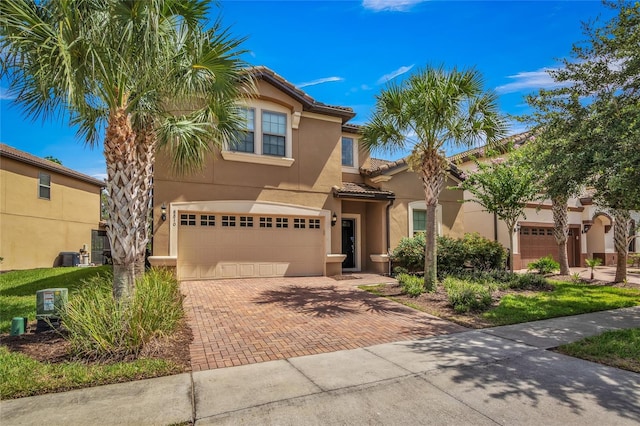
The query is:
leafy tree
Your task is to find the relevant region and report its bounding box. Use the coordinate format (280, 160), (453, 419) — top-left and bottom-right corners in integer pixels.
(44, 156), (62, 165)
(1, 0), (251, 299)
(361, 66), (506, 291)
(456, 154), (542, 272)
(523, 1), (640, 282)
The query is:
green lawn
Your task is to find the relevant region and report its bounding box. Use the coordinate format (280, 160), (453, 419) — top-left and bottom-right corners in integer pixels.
(556, 328), (640, 373)
(482, 281), (640, 326)
(0, 266), (112, 332)
(0, 347), (184, 399)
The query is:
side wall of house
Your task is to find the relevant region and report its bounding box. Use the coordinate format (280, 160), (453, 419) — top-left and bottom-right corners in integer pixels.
(377, 172), (464, 250)
(0, 158), (101, 271)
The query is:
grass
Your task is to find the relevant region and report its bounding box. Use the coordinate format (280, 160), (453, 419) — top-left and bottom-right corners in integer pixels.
(0, 266), (112, 332)
(556, 328), (640, 373)
(0, 346), (184, 399)
(483, 281), (640, 326)
(0, 266), (187, 400)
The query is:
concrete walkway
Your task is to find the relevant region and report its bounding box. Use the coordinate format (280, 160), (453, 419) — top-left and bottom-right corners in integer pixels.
(2, 307), (639, 425)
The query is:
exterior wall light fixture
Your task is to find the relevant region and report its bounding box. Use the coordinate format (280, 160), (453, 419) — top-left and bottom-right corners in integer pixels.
(331, 212), (338, 227)
(161, 203), (167, 221)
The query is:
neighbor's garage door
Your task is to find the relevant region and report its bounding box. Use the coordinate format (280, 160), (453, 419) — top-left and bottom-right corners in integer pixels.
(519, 226), (557, 268)
(177, 212), (324, 280)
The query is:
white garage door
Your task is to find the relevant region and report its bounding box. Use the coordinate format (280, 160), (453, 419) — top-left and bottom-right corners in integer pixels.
(177, 212), (324, 280)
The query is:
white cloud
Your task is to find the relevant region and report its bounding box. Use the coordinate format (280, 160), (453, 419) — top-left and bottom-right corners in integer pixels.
(0, 87), (16, 101)
(496, 68), (567, 94)
(376, 64), (414, 84)
(296, 76), (344, 88)
(362, 0), (427, 12)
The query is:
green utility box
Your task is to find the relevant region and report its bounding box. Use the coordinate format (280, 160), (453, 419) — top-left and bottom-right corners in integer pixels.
(36, 288), (68, 331)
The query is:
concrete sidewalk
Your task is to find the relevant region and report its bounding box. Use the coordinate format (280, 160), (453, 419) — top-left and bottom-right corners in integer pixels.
(2, 307), (639, 425)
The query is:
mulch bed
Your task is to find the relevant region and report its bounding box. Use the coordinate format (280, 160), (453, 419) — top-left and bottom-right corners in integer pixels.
(0, 321), (192, 370)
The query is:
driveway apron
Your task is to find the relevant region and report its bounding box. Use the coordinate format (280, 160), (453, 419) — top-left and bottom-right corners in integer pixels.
(181, 276), (467, 371)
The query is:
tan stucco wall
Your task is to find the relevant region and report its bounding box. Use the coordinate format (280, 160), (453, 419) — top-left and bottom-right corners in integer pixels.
(375, 170), (464, 250)
(0, 158), (101, 271)
(153, 79), (345, 259)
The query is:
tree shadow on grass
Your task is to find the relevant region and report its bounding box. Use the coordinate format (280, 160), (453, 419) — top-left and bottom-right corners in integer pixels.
(0, 266), (111, 297)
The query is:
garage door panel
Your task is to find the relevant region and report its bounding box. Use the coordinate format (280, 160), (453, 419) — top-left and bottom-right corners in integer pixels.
(178, 213), (323, 280)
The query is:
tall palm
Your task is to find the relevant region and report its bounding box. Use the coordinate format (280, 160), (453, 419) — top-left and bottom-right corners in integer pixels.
(361, 66), (506, 291)
(1, 0), (252, 299)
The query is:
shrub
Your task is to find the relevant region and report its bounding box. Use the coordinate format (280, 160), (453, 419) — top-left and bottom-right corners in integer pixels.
(393, 232), (507, 277)
(392, 233), (425, 272)
(443, 277), (493, 313)
(392, 266), (409, 276)
(527, 255), (560, 275)
(397, 273), (425, 297)
(61, 268), (183, 360)
(436, 236), (466, 276)
(462, 233), (507, 271)
(508, 272), (549, 290)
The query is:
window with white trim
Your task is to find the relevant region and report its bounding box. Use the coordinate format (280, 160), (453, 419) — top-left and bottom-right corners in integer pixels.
(342, 137), (354, 167)
(262, 111), (286, 157)
(294, 218), (305, 229)
(38, 172), (51, 200)
(232, 108), (255, 153)
(309, 219), (320, 229)
(412, 210), (426, 235)
(408, 201), (442, 236)
(224, 100), (293, 164)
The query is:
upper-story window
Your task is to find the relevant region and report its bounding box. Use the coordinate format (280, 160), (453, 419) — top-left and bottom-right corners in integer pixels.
(342, 137), (354, 167)
(341, 136), (359, 173)
(38, 172), (51, 200)
(224, 101), (294, 167)
(262, 111), (286, 157)
(234, 108), (255, 153)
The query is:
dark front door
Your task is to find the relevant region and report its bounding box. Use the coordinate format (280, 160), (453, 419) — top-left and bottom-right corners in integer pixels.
(342, 219), (355, 269)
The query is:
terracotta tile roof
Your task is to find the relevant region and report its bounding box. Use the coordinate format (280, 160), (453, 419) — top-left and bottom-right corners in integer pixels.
(333, 182), (395, 200)
(249, 66), (356, 123)
(342, 123), (362, 134)
(360, 132), (535, 180)
(448, 131), (535, 163)
(0, 143), (105, 187)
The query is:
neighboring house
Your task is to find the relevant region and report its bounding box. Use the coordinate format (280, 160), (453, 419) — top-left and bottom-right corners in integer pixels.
(0, 143), (105, 271)
(150, 67), (464, 280)
(451, 133), (640, 269)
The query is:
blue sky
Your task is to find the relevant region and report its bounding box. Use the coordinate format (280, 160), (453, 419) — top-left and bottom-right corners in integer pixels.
(0, 0), (613, 179)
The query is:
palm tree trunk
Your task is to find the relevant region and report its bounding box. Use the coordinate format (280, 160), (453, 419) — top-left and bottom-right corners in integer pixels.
(552, 195), (570, 275)
(613, 209), (630, 283)
(105, 108), (154, 300)
(418, 151), (447, 292)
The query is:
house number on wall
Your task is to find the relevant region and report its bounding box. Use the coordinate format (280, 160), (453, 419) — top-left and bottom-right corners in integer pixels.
(173, 210), (176, 227)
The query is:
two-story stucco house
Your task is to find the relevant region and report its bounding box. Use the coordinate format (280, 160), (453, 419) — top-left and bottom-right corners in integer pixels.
(452, 133), (640, 269)
(150, 67), (465, 280)
(0, 143), (105, 271)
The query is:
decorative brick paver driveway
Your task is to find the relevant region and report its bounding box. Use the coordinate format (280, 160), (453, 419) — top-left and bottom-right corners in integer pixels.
(181, 276), (467, 372)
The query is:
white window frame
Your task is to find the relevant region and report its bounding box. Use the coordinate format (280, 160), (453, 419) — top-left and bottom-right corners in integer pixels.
(341, 135), (359, 174)
(408, 201), (442, 236)
(222, 100), (294, 167)
(38, 172), (51, 200)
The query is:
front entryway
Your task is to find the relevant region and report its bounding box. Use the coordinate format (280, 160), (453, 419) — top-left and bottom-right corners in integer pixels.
(342, 218), (356, 269)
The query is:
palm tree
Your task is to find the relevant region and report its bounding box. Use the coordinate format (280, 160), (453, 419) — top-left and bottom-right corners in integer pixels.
(361, 66), (506, 291)
(585, 257), (602, 280)
(1, 0), (252, 299)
